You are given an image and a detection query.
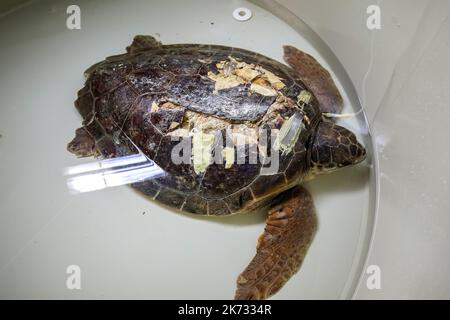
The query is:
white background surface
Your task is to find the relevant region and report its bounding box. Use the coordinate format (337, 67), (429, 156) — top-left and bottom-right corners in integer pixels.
(0, 0), (371, 299)
(1, 0), (449, 299)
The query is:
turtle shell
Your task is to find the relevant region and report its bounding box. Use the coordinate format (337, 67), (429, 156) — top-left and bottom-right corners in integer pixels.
(74, 43), (322, 215)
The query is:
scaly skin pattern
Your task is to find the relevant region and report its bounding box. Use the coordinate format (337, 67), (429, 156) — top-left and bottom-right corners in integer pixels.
(310, 120), (367, 173)
(283, 45), (343, 114)
(235, 186), (317, 300)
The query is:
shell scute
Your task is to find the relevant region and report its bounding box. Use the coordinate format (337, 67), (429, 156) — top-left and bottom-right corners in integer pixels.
(127, 67), (174, 94)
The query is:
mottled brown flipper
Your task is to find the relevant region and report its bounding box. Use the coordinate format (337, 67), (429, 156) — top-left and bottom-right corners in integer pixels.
(235, 186), (317, 300)
(126, 35), (161, 54)
(67, 127), (96, 157)
(283, 45), (343, 114)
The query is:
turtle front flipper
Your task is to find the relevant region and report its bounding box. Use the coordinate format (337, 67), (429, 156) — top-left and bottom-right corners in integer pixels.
(283, 45), (343, 114)
(235, 186), (317, 300)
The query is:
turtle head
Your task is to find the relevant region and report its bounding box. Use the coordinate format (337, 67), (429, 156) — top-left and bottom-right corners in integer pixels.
(309, 120), (366, 175)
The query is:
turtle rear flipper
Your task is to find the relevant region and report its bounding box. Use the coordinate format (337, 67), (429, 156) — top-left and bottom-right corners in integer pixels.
(235, 186), (317, 300)
(283, 45), (343, 114)
(126, 35), (161, 54)
(67, 127), (96, 158)
(98, 35), (162, 65)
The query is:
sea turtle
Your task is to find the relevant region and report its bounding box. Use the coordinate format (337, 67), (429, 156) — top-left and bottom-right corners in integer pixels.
(67, 35), (366, 299)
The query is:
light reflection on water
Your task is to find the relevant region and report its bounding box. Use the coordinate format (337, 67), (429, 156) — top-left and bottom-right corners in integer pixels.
(65, 153), (165, 193)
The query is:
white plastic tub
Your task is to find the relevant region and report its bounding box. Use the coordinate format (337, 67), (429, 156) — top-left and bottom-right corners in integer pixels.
(0, 0), (448, 299)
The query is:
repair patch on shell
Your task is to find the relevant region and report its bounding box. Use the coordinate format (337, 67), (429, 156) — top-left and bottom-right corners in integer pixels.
(207, 56), (286, 95)
(297, 90), (312, 106)
(274, 111), (305, 155)
(192, 131), (215, 174)
(222, 147), (235, 169)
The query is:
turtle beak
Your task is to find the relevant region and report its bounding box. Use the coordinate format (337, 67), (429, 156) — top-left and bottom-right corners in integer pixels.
(353, 141), (367, 165)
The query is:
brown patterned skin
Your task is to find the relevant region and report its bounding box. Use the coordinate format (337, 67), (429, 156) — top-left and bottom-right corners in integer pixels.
(67, 127), (95, 157)
(235, 186), (317, 300)
(310, 120), (366, 173)
(283, 45), (343, 114)
(67, 36), (367, 300)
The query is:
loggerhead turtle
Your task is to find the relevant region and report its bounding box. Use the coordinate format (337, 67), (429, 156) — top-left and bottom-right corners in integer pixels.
(67, 35), (367, 299)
